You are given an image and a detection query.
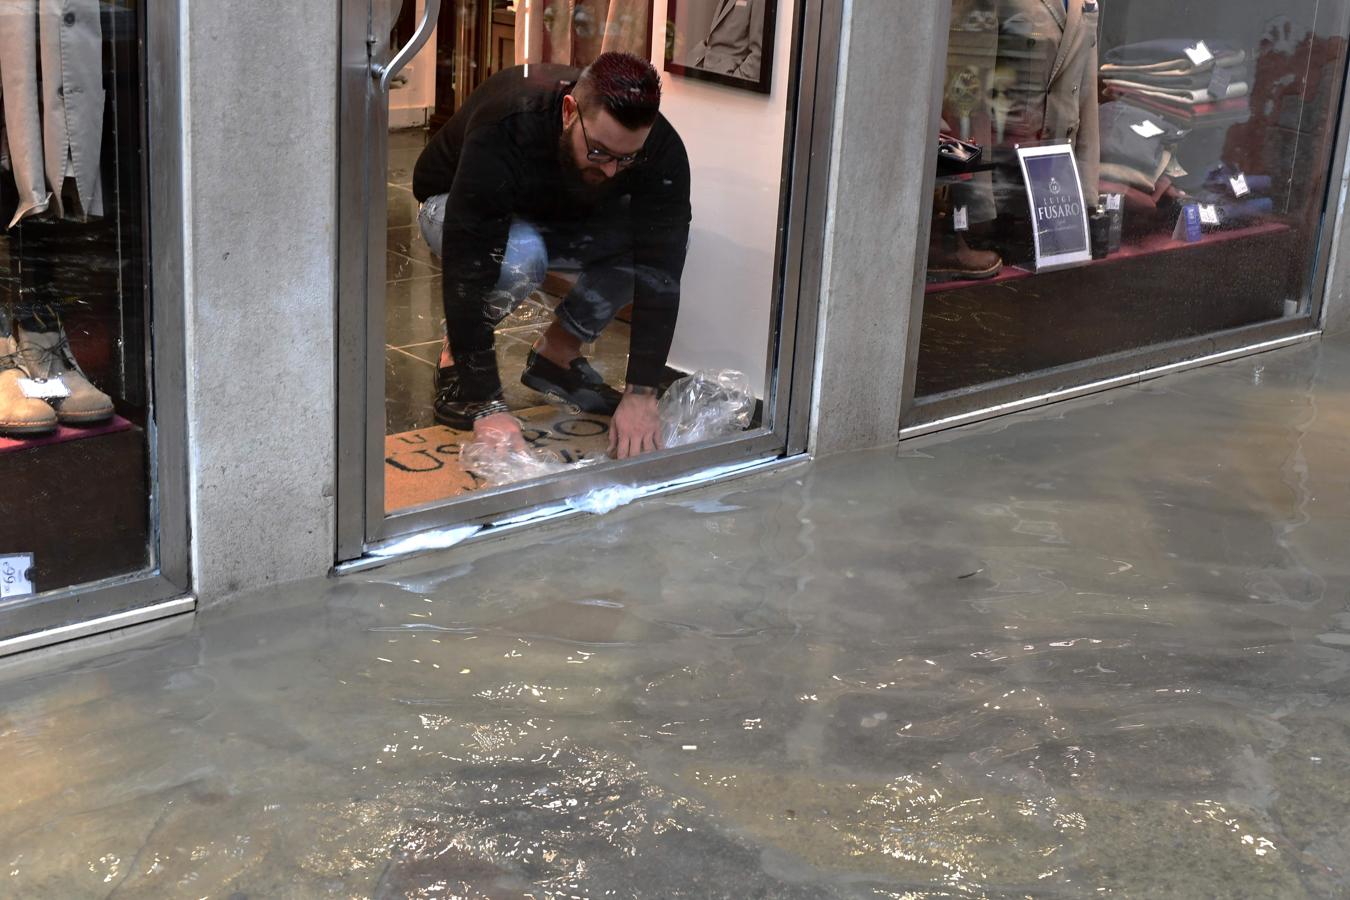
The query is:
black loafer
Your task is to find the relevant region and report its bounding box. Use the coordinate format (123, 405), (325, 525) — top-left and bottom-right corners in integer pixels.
(521, 350), (622, 416)
(434, 365), (508, 430)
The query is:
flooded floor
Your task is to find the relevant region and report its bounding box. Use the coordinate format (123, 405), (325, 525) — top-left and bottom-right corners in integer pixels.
(4, 336), (1350, 897)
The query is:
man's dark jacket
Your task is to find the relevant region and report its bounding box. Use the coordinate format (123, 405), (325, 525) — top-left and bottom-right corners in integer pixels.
(413, 64), (692, 400)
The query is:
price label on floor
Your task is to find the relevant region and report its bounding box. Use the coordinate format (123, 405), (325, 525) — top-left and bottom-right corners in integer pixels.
(1, 554), (35, 600)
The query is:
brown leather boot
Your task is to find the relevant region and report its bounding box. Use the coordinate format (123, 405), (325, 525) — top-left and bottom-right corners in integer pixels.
(927, 229), (1003, 283)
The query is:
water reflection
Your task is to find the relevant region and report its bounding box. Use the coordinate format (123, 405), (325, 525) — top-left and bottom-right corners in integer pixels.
(2, 342), (1350, 895)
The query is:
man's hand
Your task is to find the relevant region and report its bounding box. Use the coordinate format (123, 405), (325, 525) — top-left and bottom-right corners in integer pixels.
(609, 388), (662, 460)
(473, 412), (526, 451)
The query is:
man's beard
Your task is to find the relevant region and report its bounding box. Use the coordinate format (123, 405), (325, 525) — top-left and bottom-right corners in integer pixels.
(558, 124), (618, 201)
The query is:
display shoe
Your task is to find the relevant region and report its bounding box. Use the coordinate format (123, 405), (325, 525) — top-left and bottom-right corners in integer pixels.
(433, 364), (511, 431)
(927, 231), (1003, 282)
(0, 327), (59, 436)
(520, 349), (622, 416)
(15, 314), (115, 425)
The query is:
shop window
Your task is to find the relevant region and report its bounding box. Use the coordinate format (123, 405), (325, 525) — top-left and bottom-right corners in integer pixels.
(918, 1), (1350, 400)
(0, 2), (153, 599)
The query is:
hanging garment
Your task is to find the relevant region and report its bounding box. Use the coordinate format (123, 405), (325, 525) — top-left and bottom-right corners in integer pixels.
(687, 0), (766, 81)
(0, 0), (52, 228)
(39, 0), (104, 220)
(515, 0), (650, 67)
(997, 0), (1101, 197)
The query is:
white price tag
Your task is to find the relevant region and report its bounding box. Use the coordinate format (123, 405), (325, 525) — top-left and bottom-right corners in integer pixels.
(18, 377), (70, 400)
(1229, 173), (1250, 197)
(1184, 41), (1214, 66)
(953, 205), (969, 232)
(1106, 193), (1123, 211)
(1130, 120), (1165, 139)
(0, 554), (35, 600)
(1198, 203), (1220, 226)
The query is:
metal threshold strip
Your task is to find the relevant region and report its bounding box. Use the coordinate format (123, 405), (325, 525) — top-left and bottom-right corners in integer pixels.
(337, 452), (806, 576)
(0, 596), (196, 659)
(900, 331), (1320, 440)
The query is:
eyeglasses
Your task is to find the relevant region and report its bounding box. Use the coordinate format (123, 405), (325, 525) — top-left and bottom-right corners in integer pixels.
(575, 104), (645, 169)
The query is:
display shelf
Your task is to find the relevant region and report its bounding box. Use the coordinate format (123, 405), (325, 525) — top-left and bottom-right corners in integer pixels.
(0, 415), (135, 454)
(925, 221), (1292, 294)
(0, 424), (149, 593)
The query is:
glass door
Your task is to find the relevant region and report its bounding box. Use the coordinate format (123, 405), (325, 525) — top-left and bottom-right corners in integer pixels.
(338, 0), (834, 561)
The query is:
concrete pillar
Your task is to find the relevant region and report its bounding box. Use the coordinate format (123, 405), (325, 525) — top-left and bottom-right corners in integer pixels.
(809, 0), (946, 454)
(185, 1), (339, 598)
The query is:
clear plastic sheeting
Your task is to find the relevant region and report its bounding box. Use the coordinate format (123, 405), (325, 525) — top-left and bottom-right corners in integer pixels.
(659, 369), (755, 448)
(459, 438), (605, 488)
(460, 369), (757, 489)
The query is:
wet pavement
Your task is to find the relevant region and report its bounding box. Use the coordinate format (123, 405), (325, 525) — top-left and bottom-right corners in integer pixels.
(4, 336), (1350, 897)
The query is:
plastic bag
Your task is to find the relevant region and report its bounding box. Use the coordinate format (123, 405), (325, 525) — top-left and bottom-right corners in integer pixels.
(459, 438), (603, 488)
(459, 368), (754, 488)
(659, 369), (755, 448)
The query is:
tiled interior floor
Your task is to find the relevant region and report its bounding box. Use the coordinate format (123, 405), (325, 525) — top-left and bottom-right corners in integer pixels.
(384, 129), (633, 435)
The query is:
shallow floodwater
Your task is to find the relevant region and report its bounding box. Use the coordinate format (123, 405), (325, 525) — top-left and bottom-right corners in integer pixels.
(3, 339), (1350, 898)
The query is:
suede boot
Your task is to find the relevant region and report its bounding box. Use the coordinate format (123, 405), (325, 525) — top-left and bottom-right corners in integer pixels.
(0, 315), (59, 435)
(15, 309), (114, 425)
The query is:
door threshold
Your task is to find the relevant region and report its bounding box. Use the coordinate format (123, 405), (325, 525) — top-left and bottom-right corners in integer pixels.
(0, 596), (197, 660)
(337, 453), (808, 576)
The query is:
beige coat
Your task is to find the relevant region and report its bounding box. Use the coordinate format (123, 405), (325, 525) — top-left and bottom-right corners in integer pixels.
(0, 0), (103, 228)
(1000, 0), (1101, 197)
(0, 0), (49, 227)
(40, 0), (104, 220)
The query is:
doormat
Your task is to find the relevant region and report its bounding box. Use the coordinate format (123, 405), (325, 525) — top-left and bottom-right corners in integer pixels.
(384, 406), (612, 513)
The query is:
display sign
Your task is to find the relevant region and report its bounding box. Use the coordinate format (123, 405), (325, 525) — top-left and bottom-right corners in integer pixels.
(1, 554), (35, 600)
(1017, 144), (1093, 271)
(1173, 204), (1203, 242)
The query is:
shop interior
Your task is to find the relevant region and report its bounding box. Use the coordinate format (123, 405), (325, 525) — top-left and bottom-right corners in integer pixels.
(379, 0), (795, 513)
(0, 2), (152, 597)
(917, 0), (1350, 401)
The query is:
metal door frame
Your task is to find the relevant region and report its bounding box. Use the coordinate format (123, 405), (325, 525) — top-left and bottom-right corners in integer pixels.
(336, 0), (844, 561)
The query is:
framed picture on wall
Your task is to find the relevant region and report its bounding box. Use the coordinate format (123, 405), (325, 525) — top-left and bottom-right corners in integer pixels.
(664, 0), (777, 94)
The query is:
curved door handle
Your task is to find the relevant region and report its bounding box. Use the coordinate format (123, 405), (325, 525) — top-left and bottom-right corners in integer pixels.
(373, 0), (441, 92)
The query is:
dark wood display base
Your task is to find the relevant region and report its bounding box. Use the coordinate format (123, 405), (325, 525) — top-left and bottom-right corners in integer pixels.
(917, 223), (1299, 397)
(0, 425), (150, 594)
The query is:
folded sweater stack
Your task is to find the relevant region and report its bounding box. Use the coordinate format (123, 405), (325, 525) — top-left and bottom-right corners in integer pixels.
(1101, 39), (1251, 129)
(1097, 100), (1187, 194)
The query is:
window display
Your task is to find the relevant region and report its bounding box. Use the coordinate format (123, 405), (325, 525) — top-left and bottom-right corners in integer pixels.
(917, 0), (1350, 400)
(0, 1), (153, 598)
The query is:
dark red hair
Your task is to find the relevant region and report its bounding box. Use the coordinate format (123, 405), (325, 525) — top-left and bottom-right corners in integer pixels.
(575, 52), (662, 130)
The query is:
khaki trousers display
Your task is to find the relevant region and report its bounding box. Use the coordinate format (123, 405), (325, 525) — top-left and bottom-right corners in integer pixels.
(0, 0), (103, 228)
